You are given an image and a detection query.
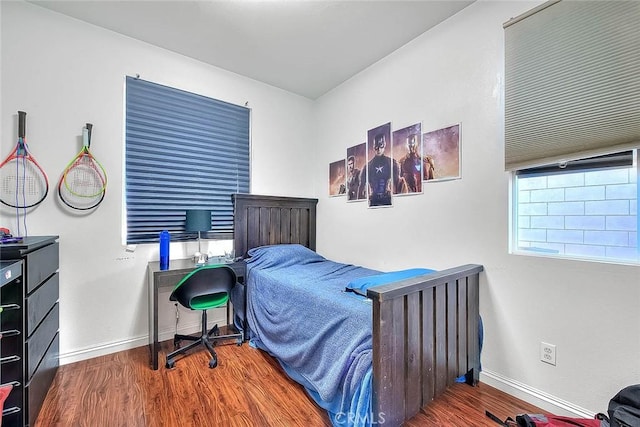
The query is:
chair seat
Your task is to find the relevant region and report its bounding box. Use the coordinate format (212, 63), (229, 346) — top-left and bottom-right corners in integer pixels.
(190, 293), (229, 310)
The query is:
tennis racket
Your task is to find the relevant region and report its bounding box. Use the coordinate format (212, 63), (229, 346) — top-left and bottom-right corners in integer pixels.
(58, 123), (107, 210)
(0, 111), (49, 208)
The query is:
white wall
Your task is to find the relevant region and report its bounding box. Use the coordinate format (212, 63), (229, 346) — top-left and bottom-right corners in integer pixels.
(0, 1), (314, 362)
(313, 1), (640, 418)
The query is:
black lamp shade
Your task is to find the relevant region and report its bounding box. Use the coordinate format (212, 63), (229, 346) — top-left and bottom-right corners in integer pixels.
(185, 210), (211, 232)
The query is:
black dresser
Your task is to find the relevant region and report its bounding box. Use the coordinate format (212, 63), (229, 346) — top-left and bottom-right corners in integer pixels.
(0, 236), (59, 426)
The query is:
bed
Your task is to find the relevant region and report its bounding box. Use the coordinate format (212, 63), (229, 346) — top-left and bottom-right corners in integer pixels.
(232, 193), (484, 426)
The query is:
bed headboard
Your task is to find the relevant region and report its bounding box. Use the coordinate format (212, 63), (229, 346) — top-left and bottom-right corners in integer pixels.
(232, 194), (319, 258)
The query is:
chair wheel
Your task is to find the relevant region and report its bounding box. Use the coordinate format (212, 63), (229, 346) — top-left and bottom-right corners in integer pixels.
(209, 356), (218, 369)
(173, 339), (181, 349)
(166, 360), (175, 369)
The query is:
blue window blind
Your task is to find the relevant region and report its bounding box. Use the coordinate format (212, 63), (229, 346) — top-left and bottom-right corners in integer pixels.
(125, 76), (250, 244)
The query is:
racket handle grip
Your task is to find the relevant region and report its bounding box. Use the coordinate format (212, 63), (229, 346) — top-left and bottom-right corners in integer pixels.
(86, 123), (93, 143)
(18, 111), (26, 138)
(82, 127), (89, 147)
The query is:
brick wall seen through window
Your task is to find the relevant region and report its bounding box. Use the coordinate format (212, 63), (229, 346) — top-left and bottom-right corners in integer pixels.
(515, 162), (638, 263)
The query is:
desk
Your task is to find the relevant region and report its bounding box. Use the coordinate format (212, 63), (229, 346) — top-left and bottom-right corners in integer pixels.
(147, 258), (246, 370)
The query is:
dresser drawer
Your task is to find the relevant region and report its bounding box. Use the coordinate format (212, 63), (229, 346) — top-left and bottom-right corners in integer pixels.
(0, 260), (22, 287)
(25, 242), (59, 294)
(26, 272), (59, 337)
(25, 303), (59, 379)
(26, 332), (59, 426)
(0, 350), (23, 405)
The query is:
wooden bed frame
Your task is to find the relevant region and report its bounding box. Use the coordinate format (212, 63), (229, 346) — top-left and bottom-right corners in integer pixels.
(232, 193), (484, 426)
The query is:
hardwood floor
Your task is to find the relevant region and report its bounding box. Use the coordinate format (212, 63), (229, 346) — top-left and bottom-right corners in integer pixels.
(36, 340), (543, 426)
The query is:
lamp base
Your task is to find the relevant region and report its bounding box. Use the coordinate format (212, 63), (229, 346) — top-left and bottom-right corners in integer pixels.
(193, 252), (209, 265)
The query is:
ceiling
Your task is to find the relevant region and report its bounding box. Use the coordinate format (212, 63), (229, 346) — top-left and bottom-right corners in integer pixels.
(29, 0), (474, 99)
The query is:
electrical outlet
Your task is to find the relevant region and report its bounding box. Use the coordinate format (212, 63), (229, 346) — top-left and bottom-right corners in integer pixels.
(540, 342), (556, 366)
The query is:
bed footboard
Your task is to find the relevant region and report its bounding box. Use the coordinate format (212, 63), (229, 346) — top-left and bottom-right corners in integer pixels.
(367, 264), (483, 425)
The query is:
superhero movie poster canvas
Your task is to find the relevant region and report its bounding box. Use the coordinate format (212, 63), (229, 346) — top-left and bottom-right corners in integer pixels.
(364, 122), (394, 208)
(392, 122), (423, 196)
(422, 123), (461, 182)
(346, 143), (367, 202)
(328, 159), (346, 197)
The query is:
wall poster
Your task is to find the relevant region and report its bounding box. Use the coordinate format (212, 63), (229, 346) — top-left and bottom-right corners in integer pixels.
(392, 122), (423, 195)
(422, 123), (461, 182)
(346, 143), (367, 202)
(364, 122), (394, 208)
(328, 159), (346, 197)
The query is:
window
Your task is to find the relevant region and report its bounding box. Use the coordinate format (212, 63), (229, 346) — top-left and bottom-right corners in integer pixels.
(513, 151), (639, 263)
(504, 1), (640, 264)
(125, 77), (250, 244)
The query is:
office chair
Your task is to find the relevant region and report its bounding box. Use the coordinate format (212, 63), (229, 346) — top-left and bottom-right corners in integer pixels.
(165, 265), (243, 369)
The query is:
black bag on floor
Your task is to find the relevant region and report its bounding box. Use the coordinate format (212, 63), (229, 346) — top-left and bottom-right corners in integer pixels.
(608, 385), (640, 427)
(514, 413), (608, 427)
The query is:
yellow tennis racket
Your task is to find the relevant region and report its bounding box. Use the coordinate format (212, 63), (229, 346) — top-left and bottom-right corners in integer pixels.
(58, 123), (107, 210)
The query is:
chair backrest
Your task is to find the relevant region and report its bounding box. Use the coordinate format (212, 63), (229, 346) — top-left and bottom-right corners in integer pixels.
(170, 265), (237, 310)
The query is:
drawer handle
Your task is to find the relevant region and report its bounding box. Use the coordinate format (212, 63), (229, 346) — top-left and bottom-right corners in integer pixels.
(0, 304), (20, 312)
(2, 406), (21, 416)
(0, 381), (20, 388)
(0, 329), (20, 338)
(0, 355), (21, 364)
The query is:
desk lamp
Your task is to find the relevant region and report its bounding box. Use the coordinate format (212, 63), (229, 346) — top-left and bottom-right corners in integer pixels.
(185, 209), (211, 264)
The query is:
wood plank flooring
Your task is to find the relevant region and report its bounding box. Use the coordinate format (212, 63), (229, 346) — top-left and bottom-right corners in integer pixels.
(36, 340), (544, 426)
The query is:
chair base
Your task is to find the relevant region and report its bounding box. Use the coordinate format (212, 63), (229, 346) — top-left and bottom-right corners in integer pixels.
(166, 311), (242, 369)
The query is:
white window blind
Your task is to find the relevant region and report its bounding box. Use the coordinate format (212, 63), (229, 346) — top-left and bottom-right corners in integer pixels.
(125, 77), (250, 244)
(504, 0), (640, 171)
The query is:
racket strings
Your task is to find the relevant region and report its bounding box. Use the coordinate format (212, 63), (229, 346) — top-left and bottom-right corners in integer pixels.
(62, 155), (106, 198)
(3, 171), (39, 194)
(0, 156), (48, 208)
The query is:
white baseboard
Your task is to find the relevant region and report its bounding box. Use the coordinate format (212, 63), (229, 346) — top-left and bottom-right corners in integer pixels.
(480, 369), (594, 418)
(59, 316), (224, 366)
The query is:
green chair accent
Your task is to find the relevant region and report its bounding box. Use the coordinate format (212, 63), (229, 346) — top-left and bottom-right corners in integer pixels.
(165, 264), (243, 369)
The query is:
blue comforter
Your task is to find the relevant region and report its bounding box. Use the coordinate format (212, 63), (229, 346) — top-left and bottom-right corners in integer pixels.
(246, 244), (380, 426)
(245, 244), (437, 426)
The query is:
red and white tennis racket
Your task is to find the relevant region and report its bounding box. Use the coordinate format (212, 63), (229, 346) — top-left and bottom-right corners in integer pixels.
(57, 123), (107, 210)
(0, 111), (49, 208)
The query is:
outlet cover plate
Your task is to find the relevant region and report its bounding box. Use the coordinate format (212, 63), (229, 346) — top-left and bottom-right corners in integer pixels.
(540, 342), (556, 366)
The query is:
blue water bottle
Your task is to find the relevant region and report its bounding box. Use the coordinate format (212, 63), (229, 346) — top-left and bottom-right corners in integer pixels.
(159, 230), (170, 270)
